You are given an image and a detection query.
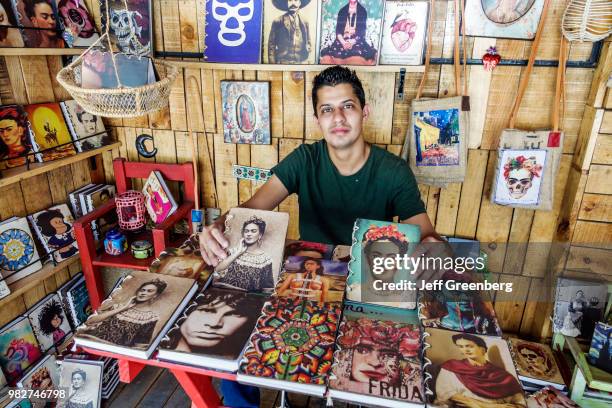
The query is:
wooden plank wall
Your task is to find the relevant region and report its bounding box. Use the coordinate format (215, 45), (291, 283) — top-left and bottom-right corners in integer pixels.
(0, 0), (607, 339)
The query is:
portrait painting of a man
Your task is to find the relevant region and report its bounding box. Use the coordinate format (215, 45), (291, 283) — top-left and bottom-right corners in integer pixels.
(264, 0), (317, 64)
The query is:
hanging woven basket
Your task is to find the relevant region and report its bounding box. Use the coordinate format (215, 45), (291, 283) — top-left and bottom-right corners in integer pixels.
(56, 56), (178, 118)
(562, 0), (612, 42)
(55, 0), (179, 118)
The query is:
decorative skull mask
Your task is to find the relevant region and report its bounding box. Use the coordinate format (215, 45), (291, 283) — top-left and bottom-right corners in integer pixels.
(59, 1), (95, 38)
(212, 0), (254, 47)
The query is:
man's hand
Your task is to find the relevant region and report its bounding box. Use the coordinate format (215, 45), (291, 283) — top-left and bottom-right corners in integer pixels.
(199, 220), (229, 267)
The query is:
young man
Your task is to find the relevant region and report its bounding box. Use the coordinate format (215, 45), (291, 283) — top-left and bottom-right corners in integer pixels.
(199, 65), (442, 407)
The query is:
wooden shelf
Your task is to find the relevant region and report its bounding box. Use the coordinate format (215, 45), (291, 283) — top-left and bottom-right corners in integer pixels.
(0, 47), (84, 56)
(164, 60), (426, 73)
(0, 142), (120, 188)
(0, 256), (80, 308)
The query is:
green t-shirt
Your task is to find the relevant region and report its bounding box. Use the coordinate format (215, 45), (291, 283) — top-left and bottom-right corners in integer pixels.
(271, 140), (425, 245)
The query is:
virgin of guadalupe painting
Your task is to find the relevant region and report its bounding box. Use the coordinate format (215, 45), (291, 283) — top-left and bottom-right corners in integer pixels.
(318, 0), (385, 66)
(221, 81), (271, 145)
(465, 0), (546, 39)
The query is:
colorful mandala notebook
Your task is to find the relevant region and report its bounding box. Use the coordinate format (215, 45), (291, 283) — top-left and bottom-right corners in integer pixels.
(0, 217), (42, 285)
(508, 338), (566, 390)
(328, 302), (424, 407)
(238, 296), (341, 396)
(158, 287), (267, 372)
(346, 219), (420, 309)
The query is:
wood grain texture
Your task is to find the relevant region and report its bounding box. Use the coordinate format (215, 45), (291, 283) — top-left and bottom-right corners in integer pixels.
(592, 134), (612, 164)
(578, 193), (612, 222)
(585, 165), (612, 194)
(282, 71), (305, 139)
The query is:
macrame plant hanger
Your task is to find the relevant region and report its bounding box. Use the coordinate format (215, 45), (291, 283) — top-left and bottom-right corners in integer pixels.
(56, 0), (178, 118)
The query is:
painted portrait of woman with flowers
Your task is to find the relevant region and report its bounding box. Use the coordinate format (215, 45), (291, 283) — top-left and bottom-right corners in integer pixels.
(329, 306), (423, 403)
(346, 220), (420, 308)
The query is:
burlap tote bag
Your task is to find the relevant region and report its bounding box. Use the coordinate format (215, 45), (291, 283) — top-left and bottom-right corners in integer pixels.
(401, 0), (469, 188)
(491, 0), (565, 211)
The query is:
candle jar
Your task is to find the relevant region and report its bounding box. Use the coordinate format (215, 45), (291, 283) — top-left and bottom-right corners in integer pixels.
(104, 229), (127, 256)
(131, 240), (153, 259)
(115, 190), (146, 231)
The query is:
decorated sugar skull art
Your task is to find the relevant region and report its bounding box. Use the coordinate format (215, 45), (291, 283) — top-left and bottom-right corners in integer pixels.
(58, 0), (95, 39)
(109, 7), (150, 56)
(503, 155), (542, 199)
(212, 0), (254, 47)
(390, 13), (417, 52)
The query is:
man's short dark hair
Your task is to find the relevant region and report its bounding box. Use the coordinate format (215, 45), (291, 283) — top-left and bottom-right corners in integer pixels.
(312, 66), (365, 116)
(451, 333), (488, 350)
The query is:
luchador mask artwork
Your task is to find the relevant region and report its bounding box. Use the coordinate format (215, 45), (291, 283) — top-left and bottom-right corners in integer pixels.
(59, 1), (95, 38)
(212, 0), (254, 47)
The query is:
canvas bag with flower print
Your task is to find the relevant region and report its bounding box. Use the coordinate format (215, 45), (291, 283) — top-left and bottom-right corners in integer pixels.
(401, 0), (469, 188)
(491, 0), (565, 211)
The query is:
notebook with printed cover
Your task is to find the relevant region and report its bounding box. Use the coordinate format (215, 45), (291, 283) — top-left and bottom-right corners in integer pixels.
(588, 322), (612, 374)
(75, 270), (198, 359)
(328, 302), (424, 407)
(68, 183), (95, 218)
(158, 287), (267, 372)
(148, 236), (213, 283)
(508, 338), (566, 390)
(24, 103), (76, 162)
(526, 386), (580, 407)
(274, 256), (348, 303)
(26, 293), (72, 352)
(142, 171), (178, 224)
(0, 316), (43, 385)
(56, 0), (100, 47)
(83, 184), (117, 240)
(238, 296), (341, 396)
(418, 269), (502, 336)
(56, 358), (104, 408)
(66, 275), (92, 328)
(0, 216), (42, 284)
(57, 273), (85, 330)
(17, 354), (60, 396)
(28, 204), (79, 263)
(423, 327), (526, 407)
(283, 240), (335, 260)
(346, 219), (420, 309)
(213, 208), (289, 293)
(60, 100), (109, 152)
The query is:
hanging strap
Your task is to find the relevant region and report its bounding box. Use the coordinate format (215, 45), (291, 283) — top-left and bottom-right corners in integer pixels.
(553, 36), (568, 132)
(507, 0), (553, 129)
(417, 0), (465, 100)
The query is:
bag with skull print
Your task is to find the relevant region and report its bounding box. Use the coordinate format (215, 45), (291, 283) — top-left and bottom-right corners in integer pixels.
(491, 130), (563, 211)
(491, 3), (565, 212)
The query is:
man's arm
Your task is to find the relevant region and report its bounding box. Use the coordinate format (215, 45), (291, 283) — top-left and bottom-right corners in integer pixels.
(199, 175), (289, 265)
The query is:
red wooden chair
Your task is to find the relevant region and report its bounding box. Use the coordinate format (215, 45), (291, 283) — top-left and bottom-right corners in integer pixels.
(74, 158), (195, 308)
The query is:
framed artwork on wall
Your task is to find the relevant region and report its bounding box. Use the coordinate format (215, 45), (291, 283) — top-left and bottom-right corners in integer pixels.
(221, 81), (271, 145)
(464, 0), (546, 39)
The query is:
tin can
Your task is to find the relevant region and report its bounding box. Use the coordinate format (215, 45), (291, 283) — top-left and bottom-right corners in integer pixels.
(104, 229), (127, 256)
(131, 240), (153, 259)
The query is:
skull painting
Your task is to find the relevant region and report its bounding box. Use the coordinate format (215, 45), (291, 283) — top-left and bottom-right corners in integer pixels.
(212, 0), (254, 47)
(108, 5), (150, 56)
(503, 155), (541, 199)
